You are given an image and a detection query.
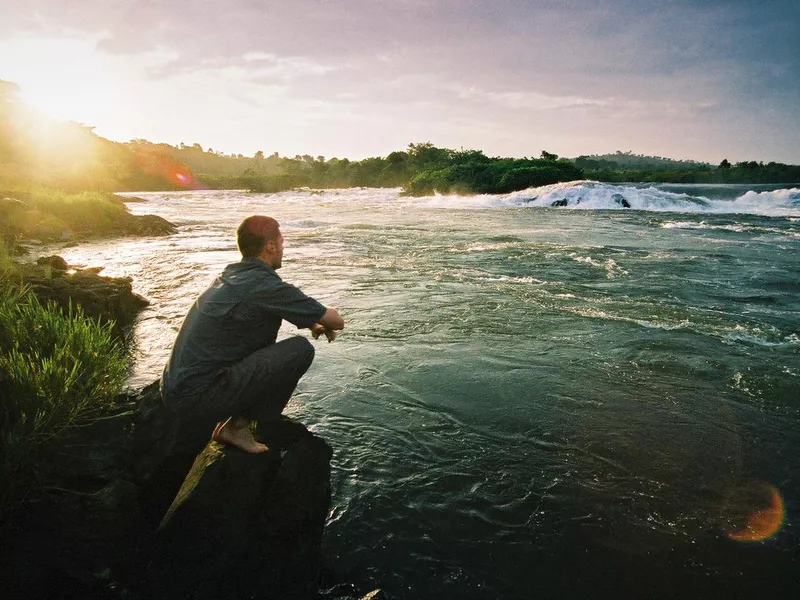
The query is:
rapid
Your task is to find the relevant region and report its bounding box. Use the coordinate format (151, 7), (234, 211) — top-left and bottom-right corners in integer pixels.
(51, 182), (800, 598)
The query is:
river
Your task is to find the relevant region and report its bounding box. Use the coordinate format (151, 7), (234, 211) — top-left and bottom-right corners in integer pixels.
(52, 181), (799, 598)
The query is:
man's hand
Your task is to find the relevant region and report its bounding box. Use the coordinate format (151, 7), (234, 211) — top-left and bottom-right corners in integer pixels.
(310, 323), (337, 343)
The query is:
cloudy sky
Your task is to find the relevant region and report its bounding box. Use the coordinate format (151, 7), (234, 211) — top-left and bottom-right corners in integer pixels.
(1, 0), (798, 163)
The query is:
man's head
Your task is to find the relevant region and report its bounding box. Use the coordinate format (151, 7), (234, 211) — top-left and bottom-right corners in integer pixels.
(237, 215), (284, 269)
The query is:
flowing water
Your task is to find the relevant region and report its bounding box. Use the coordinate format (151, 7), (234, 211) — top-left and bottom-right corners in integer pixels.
(49, 182), (799, 598)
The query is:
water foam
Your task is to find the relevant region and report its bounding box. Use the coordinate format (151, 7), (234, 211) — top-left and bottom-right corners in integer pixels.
(387, 181), (800, 217)
(124, 183), (799, 217)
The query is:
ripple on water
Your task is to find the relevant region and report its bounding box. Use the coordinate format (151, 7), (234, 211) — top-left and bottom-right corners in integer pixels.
(55, 190), (800, 598)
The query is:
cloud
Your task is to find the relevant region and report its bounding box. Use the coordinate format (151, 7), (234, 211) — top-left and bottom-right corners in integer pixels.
(1, 0), (798, 161)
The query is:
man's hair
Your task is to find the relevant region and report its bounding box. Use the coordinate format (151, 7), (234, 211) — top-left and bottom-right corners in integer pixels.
(237, 215), (280, 257)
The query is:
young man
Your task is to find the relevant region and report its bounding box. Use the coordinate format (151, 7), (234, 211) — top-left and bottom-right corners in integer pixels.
(160, 215), (344, 453)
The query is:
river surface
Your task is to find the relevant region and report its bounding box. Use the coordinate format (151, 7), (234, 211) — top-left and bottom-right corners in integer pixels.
(51, 182), (799, 598)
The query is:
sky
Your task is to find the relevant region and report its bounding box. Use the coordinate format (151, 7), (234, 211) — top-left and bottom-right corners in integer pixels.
(1, 0), (798, 163)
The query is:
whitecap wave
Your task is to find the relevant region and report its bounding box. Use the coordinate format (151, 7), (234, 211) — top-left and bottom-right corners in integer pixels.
(402, 181), (800, 216)
(121, 182), (800, 217)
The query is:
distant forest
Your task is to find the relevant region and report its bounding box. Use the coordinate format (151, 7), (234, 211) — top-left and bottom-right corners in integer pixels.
(2, 78), (799, 197)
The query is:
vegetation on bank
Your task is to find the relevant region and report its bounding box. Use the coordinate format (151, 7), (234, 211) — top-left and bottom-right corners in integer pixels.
(0, 251), (129, 522)
(3, 77), (799, 199)
(1, 187), (174, 245)
(575, 152), (800, 185)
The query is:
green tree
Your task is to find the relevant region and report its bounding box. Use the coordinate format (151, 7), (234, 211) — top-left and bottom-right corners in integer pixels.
(540, 150), (559, 161)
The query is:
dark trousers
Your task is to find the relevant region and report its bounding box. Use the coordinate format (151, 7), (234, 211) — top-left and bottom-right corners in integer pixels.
(171, 336), (315, 452)
(197, 335), (315, 423)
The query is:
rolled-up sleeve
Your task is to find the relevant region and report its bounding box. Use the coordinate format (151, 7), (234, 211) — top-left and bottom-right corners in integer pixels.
(251, 280), (326, 328)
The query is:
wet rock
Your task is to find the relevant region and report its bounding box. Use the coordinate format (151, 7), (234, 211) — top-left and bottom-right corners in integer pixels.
(123, 213), (176, 236)
(150, 421), (332, 600)
(551, 198), (569, 207)
(612, 193), (631, 208)
(3, 380), (344, 600)
(36, 254), (69, 271)
(21, 265), (149, 332)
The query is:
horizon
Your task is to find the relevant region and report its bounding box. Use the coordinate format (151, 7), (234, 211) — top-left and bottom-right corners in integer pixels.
(1, 1), (798, 165)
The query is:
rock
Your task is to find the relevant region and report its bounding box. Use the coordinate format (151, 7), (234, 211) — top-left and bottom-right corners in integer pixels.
(21, 265), (149, 332)
(36, 254), (69, 271)
(0, 402), (143, 599)
(149, 422), (332, 600)
(2, 378), (349, 600)
(612, 193), (631, 208)
(123, 213), (176, 236)
(550, 198), (569, 207)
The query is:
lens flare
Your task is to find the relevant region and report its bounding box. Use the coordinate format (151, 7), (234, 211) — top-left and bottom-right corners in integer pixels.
(722, 482), (785, 543)
(133, 148), (198, 189)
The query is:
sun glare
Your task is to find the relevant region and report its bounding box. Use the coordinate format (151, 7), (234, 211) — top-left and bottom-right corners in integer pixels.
(1, 36), (127, 131)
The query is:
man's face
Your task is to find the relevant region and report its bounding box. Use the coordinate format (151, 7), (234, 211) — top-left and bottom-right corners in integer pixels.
(270, 231), (284, 269)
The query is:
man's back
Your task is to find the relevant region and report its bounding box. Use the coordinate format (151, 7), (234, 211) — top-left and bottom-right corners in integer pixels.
(160, 214), (343, 454)
(162, 257), (325, 400)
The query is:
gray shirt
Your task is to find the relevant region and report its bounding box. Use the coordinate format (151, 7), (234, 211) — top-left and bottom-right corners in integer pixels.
(161, 257), (326, 399)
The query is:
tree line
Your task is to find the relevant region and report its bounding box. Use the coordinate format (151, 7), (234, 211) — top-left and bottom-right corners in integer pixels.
(2, 78), (798, 197)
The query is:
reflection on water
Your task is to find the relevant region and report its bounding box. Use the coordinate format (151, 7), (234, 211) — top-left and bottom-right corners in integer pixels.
(43, 187), (800, 598)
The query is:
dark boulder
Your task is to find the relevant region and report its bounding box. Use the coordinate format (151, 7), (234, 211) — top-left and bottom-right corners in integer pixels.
(611, 193), (631, 208)
(122, 213), (176, 236)
(2, 380), (346, 599)
(21, 266), (149, 332)
(36, 254), (69, 271)
(149, 419), (332, 600)
(551, 198), (569, 207)
(0, 400), (142, 599)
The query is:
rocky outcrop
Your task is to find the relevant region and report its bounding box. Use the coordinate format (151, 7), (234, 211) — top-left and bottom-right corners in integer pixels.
(0, 192), (176, 243)
(0, 382), (374, 600)
(0, 400), (142, 599)
(19, 258), (149, 332)
(121, 213), (176, 236)
(150, 423), (332, 599)
(36, 254), (69, 271)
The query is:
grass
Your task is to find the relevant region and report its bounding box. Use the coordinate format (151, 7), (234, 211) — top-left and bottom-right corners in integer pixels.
(1, 186), (133, 242)
(0, 274), (129, 521)
(0, 235), (14, 275)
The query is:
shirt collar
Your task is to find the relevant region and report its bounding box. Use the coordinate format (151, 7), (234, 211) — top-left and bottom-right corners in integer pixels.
(239, 256), (280, 278)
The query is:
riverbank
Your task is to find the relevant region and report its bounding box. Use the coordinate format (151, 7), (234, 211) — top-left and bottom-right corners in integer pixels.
(1, 188), (175, 246)
(1, 201), (380, 598)
(0, 191), (175, 531)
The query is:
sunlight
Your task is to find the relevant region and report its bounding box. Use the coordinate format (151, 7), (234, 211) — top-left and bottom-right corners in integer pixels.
(0, 36), (125, 129)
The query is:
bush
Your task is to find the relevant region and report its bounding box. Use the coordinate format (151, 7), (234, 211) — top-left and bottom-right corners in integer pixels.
(0, 283), (129, 521)
(0, 188), (135, 241)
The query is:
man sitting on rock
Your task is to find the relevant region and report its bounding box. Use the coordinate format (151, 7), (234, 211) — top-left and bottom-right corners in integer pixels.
(161, 215), (344, 453)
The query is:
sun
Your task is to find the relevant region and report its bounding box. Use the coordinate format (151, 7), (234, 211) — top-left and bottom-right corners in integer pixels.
(1, 35), (127, 130)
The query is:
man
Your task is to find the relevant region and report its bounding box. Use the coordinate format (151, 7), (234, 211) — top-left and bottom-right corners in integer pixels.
(161, 215), (344, 453)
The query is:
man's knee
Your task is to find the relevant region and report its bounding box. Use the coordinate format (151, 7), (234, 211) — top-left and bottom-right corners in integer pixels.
(284, 335), (315, 370)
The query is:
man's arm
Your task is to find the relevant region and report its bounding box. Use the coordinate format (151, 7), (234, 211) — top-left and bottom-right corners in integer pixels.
(310, 307), (344, 342)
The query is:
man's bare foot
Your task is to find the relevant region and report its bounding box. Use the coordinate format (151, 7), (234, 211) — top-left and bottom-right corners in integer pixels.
(212, 417), (268, 453)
